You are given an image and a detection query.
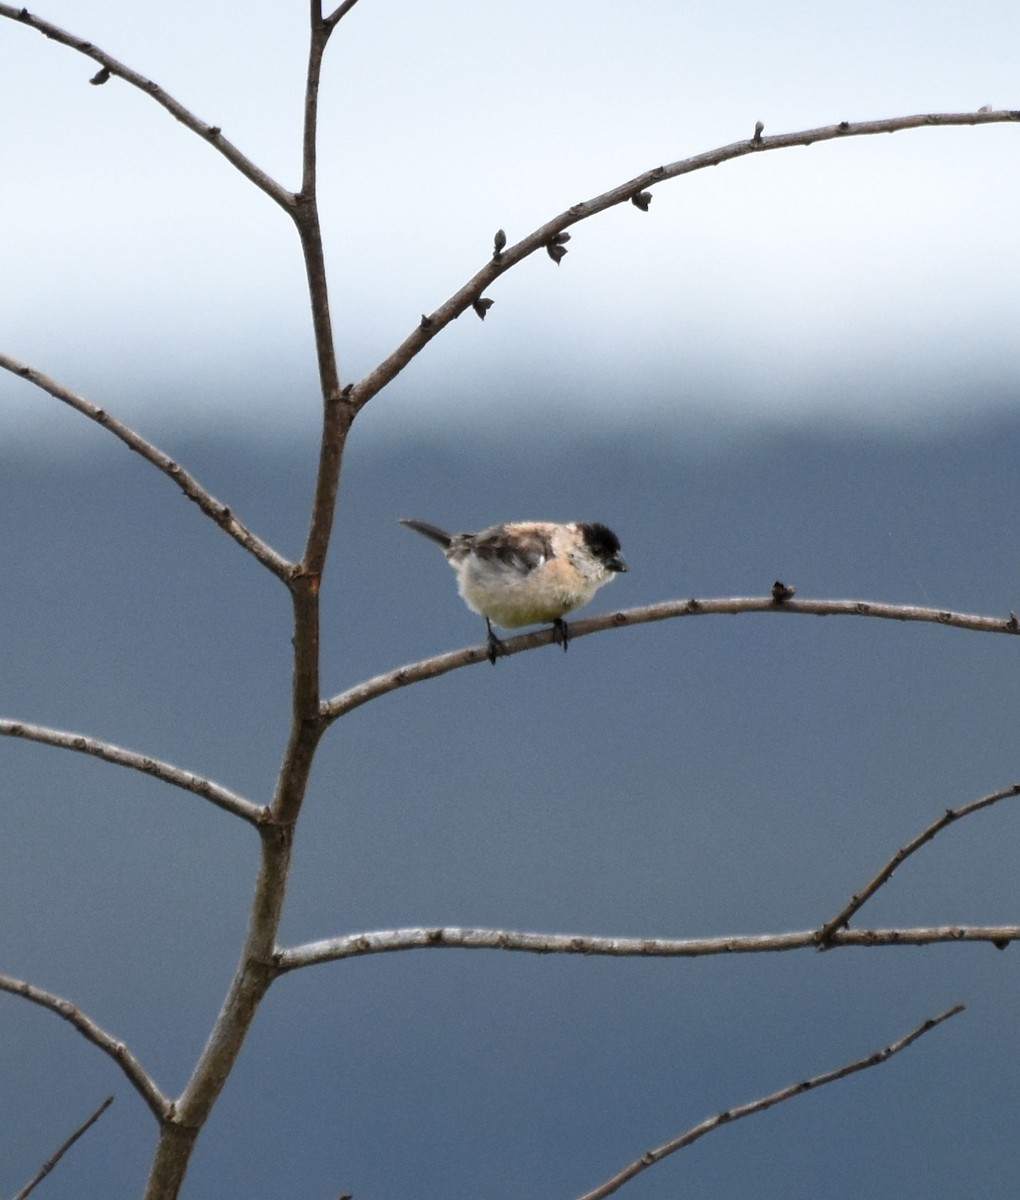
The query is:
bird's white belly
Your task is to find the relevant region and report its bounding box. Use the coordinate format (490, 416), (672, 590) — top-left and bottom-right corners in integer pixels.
(458, 567), (593, 628)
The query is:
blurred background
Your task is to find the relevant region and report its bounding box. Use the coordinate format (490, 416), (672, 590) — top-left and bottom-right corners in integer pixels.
(2, 3), (1019, 1197)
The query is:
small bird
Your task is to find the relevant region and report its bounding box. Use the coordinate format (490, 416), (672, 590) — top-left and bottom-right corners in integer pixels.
(399, 518), (628, 663)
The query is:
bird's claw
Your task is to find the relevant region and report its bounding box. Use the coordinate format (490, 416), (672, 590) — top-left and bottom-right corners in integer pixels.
(486, 622), (507, 665)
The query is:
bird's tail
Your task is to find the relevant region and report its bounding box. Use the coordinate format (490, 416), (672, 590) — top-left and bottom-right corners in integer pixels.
(398, 518), (453, 549)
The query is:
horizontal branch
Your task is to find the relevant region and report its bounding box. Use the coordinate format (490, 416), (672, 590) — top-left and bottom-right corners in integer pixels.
(0, 4), (294, 210)
(0, 354), (293, 580)
(817, 782), (1020, 943)
(347, 107), (1020, 412)
(322, 593), (1020, 720)
(0, 972), (170, 1122)
(274, 922), (1020, 971)
(575, 1004), (963, 1200)
(0, 719), (267, 826)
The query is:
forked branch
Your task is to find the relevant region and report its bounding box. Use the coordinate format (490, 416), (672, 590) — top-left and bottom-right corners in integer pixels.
(0, 973), (170, 1121)
(573, 1005), (963, 1200)
(325, 0), (362, 27)
(817, 782), (1020, 943)
(0, 719), (266, 825)
(3, 9), (1015, 1200)
(278, 775), (1020, 969)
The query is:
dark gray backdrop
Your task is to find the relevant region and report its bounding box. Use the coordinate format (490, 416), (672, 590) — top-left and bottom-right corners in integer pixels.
(2, 402), (1018, 1197)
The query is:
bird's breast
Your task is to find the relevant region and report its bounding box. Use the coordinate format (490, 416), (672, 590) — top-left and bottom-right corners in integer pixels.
(456, 557), (597, 628)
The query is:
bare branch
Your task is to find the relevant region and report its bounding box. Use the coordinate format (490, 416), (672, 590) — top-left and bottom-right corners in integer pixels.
(0, 973), (170, 1122)
(345, 108), (1020, 413)
(299, 13), (329, 203)
(322, 593), (1020, 721)
(0, 4), (294, 211)
(574, 1005), (964, 1200)
(817, 783), (1020, 944)
(325, 0), (363, 28)
(293, 15), (351, 579)
(135, 12), (344, 1193)
(0, 719), (267, 825)
(0, 354), (293, 580)
(13, 1095), (114, 1200)
(273, 923), (1020, 972)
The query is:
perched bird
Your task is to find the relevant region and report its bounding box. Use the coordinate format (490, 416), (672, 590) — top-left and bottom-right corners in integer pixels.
(399, 518), (628, 663)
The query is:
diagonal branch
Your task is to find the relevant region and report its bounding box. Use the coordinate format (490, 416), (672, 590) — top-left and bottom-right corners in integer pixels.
(321, 594), (1020, 721)
(272, 922), (1020, 972)
(573, 1004), (963, 1200)
(0, 4), (294, 211)
(325, 0), (362, 27)
(0, 973), (171, 1122)
(0, 354), (293, 580)
(816, 783), (1020, 944)
(345, 108), (1020, 414)
(0, 719), (267, 824)
(13, 1095), (114, 1200)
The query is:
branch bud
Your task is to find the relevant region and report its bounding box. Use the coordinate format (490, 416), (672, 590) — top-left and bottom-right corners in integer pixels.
(545, 231), (571, 264)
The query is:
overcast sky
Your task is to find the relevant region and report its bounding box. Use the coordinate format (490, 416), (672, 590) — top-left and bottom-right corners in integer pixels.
(2, 1), (1019, 441)
(4, 6), (1020, 1199)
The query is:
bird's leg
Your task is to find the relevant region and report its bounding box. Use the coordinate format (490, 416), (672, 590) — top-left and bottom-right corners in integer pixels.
(551, 617), (571, 652)
(485, 618), (507, 665)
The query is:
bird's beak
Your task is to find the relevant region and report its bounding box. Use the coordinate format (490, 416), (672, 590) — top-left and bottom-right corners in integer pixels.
(609, 555), (628, 573)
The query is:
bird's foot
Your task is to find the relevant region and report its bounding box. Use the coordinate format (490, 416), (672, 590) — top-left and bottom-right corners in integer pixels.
(486, 621), (508, 665)
(551, 617), (571, 652)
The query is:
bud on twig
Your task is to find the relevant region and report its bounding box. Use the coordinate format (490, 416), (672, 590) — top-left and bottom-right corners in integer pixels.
(546, 231), (571, 264)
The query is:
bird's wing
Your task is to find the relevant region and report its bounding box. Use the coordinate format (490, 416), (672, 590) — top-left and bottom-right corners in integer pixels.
(470, 525), (553, 574)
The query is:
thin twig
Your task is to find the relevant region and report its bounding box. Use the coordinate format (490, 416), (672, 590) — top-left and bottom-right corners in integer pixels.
(273, 923), (1019, 971)
(345, 108), (1020, 413)
(0, 4), (294, 211)
(13, 1095), (114, 1200)
(573, 1005), (963, 1200)
(0, 974), (170, 1122)
(816, 783), (1020, 944)
(0, 354), (293, 580)
(325, 0), (363, 27)
(0, 719), (267, 825)
(321, 594), (1020, 721)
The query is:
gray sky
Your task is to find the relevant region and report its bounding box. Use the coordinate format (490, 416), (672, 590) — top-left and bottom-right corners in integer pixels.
(5, 428), (1020, 1198)
(3, 6), (1020, 1199)
(3, 1), (1019, 439)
